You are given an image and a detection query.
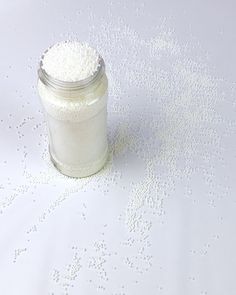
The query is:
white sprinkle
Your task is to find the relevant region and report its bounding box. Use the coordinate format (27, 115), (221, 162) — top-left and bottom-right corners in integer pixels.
(41, 41), (100, 82)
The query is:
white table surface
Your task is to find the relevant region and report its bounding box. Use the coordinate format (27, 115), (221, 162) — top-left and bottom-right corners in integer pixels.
(0, 1), (236, 294)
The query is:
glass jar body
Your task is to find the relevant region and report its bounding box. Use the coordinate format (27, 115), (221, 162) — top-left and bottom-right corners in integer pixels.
(38, 74), (108, 178)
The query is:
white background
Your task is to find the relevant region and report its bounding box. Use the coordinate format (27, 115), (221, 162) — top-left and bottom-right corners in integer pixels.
(0, 0), (236, 294)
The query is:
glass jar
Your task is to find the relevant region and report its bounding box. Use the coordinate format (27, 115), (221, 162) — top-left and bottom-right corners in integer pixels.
(38, 56), (108, 178)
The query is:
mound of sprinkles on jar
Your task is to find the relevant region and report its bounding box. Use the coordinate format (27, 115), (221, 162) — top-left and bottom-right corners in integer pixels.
(37, 41), (109, 178)
(41, 41), (101, 82)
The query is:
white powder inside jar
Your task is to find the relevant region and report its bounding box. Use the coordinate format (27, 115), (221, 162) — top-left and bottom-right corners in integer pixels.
(41, 41), (100, 82)
(38, 40), (108, 177)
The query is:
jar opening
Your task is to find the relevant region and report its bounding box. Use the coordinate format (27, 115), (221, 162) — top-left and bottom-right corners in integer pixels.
(38, 54), (105, 92)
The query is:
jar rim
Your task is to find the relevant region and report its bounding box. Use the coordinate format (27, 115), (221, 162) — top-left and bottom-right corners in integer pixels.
(38, 50), (105, 92)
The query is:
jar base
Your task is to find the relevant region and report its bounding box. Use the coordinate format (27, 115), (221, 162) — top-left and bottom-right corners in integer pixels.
(50, 147), (109, 178)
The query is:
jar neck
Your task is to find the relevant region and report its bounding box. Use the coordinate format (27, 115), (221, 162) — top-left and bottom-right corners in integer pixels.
(38, 57), (105, 96)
